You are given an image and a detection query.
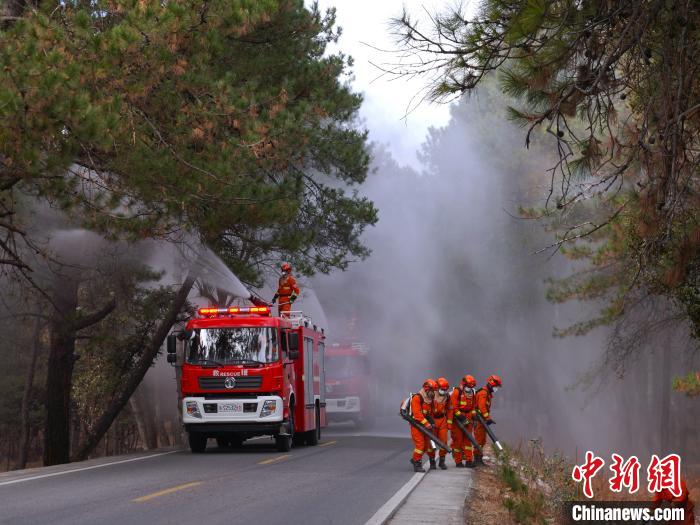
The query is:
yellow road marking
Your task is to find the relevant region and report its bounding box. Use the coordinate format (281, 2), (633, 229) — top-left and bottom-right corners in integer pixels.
(319, 440), (337, 447)
(258, 454), (290, 465)
(132, 481), (202, 502)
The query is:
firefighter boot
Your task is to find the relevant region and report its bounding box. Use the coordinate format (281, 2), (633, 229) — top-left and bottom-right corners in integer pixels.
(429, 458), (437, 470)
(464, 460), (476, 468)
(475, 455), (486, 466)
(438, 457), (447, 470)
(410, 459), (425, 473)
(455, 461), (465, 468)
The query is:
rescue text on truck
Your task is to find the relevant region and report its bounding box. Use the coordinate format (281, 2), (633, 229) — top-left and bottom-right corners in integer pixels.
(167, 306), (327, 453)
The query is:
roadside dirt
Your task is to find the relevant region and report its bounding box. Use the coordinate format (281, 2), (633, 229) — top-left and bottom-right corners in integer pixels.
(463, 446), (517, 525)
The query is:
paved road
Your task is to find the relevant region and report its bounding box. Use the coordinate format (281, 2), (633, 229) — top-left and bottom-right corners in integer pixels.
(0, 432), (413, 525)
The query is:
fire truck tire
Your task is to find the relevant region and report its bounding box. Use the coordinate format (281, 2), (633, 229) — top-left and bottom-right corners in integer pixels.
(275, 411), (294, 452)
(188, 433), (207, 453)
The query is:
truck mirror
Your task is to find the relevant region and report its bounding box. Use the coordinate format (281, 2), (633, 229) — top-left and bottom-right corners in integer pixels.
(288, 333), (299, 360)
(166, 353), (177, 364)
(166, 334), (177, 354)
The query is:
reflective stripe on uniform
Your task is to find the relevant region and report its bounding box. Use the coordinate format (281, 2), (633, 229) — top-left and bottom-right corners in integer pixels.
(414, 448), (423, 454)
(464, 446), (473, 451)
(483, 412), (489, 418)
(447, 419), (453, 424)
(454, 410), (461, 416)
(420, 418), (428, 425)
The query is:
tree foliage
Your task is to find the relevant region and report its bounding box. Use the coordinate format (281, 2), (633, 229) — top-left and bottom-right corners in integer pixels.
(0, 0), (376, 283)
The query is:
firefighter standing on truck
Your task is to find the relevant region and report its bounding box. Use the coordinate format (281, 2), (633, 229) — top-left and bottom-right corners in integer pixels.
(427, 377), (451, 470)
(406, 379), (438, 472)
(474, 374), (502, 466)
(449, 374), (478, 468)
(271, 263), (300, 316)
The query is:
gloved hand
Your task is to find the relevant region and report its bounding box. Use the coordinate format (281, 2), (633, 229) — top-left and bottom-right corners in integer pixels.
(456, 414), (467, 423)
(271, 294), (278, 304)
(290, 294), (298, 303)
(486, 418), (495, 425)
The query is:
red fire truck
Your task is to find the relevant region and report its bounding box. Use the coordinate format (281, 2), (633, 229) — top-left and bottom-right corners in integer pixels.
(167, 306), (326, 453)
(324, 342), (374, 428)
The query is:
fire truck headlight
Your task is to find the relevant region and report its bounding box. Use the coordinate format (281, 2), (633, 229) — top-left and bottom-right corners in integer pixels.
(261, 400), (277, 417)
(186, 401), (202, 419)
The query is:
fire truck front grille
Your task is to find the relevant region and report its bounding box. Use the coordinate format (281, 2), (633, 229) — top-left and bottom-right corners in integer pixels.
(198, 376), (263, 390)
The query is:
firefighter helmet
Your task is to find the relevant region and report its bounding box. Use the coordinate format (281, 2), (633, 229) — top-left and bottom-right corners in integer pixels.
(487, 374), (502, 388)
(436, 377), (449, 395)
(461, 375), (477, 388)
(423, 378), (438, 392)
(281, 262), (292, 273)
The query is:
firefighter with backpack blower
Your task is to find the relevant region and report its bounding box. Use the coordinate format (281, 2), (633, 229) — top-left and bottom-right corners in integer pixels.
(427, 377), (451, 470)
(449, 374), (478, 468)
(400, 379), (440, 472)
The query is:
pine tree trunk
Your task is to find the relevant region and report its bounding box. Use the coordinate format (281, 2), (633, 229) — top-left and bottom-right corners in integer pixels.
(15, 319), (42, 470)
(43, 277), (79, 466)
(73, 273), (195, 461)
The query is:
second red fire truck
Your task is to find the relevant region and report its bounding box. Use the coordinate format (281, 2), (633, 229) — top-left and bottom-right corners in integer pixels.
(324, 342), (374, 428)
(167, 306), (326, 452)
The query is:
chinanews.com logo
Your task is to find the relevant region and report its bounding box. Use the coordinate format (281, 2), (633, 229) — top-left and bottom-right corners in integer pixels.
(566, 451), (689, 524)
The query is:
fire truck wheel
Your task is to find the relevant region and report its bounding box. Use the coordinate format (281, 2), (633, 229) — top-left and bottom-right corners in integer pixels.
(275, 411), (294, 452)
(188, 433), (207, 453)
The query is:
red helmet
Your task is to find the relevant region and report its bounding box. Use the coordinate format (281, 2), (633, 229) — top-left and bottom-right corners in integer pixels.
(436, 377), (449, 391)
(461, 374), (477, 388)
(487, 374), (502, 388)
(281, 263), (292, 273)
(423, 378), (438, 392)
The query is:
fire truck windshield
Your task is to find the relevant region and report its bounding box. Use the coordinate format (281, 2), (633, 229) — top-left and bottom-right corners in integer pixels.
(186, 327), (279, 365)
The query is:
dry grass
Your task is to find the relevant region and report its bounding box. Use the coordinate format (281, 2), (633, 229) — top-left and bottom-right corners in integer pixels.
(465, 441), (577, 525)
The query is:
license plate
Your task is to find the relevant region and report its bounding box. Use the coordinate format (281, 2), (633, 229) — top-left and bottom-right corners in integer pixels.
(219, 403), (242, 412)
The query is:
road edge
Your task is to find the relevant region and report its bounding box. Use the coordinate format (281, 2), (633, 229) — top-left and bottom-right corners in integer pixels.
(364, 471), (426, 525)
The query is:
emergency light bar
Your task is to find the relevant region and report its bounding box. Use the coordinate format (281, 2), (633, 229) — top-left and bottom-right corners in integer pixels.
(197, 306), (271, 316)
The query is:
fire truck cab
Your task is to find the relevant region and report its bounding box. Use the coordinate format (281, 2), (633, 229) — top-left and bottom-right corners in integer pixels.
(167, 306), (326, 453)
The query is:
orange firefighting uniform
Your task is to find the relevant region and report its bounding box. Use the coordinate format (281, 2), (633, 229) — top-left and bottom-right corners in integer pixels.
(427, 391), (450, 459)
(449, 386), (476, 464)
(409, 391), (435, 462)
(652, 479), (695, 525)
(474, 386), (493, 459)
(276, 273), (300, 315)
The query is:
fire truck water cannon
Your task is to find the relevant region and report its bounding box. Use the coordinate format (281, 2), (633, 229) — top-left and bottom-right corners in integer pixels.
(166, 303), (327, 454)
